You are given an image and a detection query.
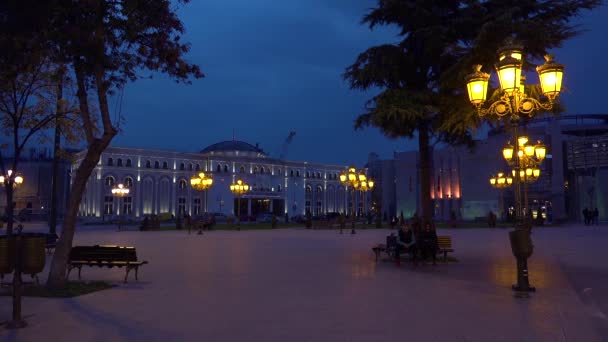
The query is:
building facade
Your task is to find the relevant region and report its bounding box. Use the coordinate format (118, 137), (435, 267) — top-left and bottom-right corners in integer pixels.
(76, 140), (371, 219)
(369, 114), (608, 223)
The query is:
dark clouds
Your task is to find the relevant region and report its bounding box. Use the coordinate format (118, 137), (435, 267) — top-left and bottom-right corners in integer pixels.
(112, 0), (607, 165)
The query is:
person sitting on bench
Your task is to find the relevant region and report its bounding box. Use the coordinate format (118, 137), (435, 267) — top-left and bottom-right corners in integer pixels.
(419, 222), (438, 265)
(395, 223), (417, 265)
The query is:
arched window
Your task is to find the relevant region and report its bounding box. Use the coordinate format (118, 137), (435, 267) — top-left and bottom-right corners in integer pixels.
(162, 161), (168, 169)
(117, 158), (123, 167)
(195, 164), (200, 171)
(239, 166), (245, 173)
(278, 168), (282, 175)
(306, 171), (310, 178)
(317, 172), (321, 179)
(296, 171), (300, 177)
(179, 179), (187, 189)
(124, 177), (133, 188)
(290, 170), (294, 177)
(105, 176), (115, 187)
(107, 158), (113, 166)
(146, 160), (151, 168)
(180, 163), (185, 171)
(154, 161), (160, 169)
(260, 167), (265, 174)
(224, 164), (229, 172)
(253, 166), (258, 174)
(126, 159), (132, 167)
(189, 163), (193, 171)
(277, 184), (282, 192)
(216, 164), (222, 172)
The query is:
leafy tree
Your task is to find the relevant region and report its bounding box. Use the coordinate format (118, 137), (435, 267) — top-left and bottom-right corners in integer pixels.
(344, 0), (601, 223)
(41, 0), (204, 289)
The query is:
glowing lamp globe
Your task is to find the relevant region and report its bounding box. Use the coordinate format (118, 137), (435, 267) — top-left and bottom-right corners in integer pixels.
(495, 49), (523, 94)
(536, 55), (564, 99)
(465, 65), (490, 105)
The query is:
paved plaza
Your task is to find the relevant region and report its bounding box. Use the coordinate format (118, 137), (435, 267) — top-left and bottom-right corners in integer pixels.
(1, 224), (608, 341)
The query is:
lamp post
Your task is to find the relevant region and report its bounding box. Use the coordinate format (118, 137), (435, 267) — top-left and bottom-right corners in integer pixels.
(230, 179), (249, 230)
(489, 172), (513, 222)
(190, 172), (214, 213)
(340, 167), (374, 235)
(358, 176), (375, 226)
(466, 45), (563, 293)
(111, 183), (130, 231)
(1, 170), (26, 329)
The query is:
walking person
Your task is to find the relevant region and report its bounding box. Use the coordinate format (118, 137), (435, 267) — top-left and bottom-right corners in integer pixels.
(593, 208), (599, 225)
(583, 207), (589, 225)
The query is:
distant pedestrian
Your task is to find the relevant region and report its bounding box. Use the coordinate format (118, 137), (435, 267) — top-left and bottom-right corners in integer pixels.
(593, 208), (599, 225)
(583, 208), (589, 225)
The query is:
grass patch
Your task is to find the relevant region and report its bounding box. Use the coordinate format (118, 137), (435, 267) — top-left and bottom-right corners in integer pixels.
(0, 281), (114, 298)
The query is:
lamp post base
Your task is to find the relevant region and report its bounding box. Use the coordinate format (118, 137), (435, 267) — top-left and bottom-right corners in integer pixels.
(512, 285), (536, 292)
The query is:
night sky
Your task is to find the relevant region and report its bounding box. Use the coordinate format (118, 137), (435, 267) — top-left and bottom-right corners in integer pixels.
(110, 0), (608, 166)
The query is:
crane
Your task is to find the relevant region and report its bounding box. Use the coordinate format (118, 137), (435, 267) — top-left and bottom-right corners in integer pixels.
(278, 131), (296, 160)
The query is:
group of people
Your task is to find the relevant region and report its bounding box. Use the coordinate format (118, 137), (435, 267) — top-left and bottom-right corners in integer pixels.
(394, 221), (439, 266)
(582, 207), (600, 225)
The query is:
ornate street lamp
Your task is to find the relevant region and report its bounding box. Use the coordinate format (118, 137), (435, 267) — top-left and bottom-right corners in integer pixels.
(466, 45), (563, 293)
(229, 179), (249, 229)
(190, 172), (214, 214)
(490, 172), (513, 222)
(111, 183), (130, 231)
(0, 170), (26, 328)
(339, 167), (373, 235)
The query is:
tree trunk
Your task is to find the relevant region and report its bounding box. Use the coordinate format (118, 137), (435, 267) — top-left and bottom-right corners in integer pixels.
(46, 135), (114, 289)
(418, 123), (433, 223)
(47, 60), (117, 289)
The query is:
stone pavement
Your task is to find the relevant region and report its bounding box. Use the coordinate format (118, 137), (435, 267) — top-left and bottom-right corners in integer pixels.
(1, 224), (608, 341)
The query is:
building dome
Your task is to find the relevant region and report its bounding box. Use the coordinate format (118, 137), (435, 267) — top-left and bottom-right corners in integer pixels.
(200, 140), (266, 157)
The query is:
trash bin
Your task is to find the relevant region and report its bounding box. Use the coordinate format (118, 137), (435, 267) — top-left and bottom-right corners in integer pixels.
(0, 235), (15, 278)
(19, 233), (46, 278)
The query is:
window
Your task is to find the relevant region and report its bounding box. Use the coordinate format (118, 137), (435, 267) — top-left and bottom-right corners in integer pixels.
(253, 166), (258, 174)
(306, 171), (310, 178)
(224, 165), (229, 172)
(278, 168), (282, 175)
(104, 196), (114, 215)
(179, 179), (187, 189)
(260, 167), (265, 174)
(296, 171), (300, 177)
(277, 184), (282, 192)
(305, 185), (312, 215)
(217, 164), (222, 172)
(290, 170), (294, 177)
(123, 196), (133, 215)
(193, 198), (201, 215)
(124, 177), (133, 188)
(189, 164), (193, 171)
(317, 172), (321, 179)
(178, 197), (186, 215)
(105, 176), (115, 187)
(162, 161), (168, 169)
(180, 163), (185, 171)
(126, 159), (132, 167)
(117, 158), (123, 167)
(154, 161), (160, 169)
(146, 160), (151, 168)
(195, 164), (200, 171)
(239, 166), (245, 173)
(107, 158), (113, 166)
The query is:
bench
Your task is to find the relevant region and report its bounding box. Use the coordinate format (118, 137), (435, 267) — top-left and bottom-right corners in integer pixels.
(67, 245), (149, 283)
(437, 235), (454, 263)
(372, 235), (398, 262)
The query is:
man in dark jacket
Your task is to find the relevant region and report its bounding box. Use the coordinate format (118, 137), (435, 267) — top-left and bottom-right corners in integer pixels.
(395, 223), (417, 266)
(418, 222), (438, 265)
